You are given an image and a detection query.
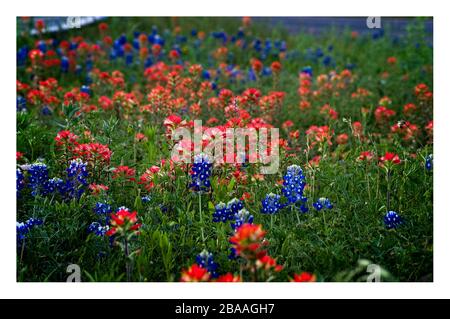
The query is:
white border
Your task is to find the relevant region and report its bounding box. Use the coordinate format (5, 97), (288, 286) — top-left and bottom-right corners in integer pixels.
(2, 0), (449, 299)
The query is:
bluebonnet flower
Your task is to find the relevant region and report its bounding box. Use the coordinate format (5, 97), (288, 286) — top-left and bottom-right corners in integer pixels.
(43, 177), (64, 195)
(195, 250), (219, 278)
(28, 162), (49, 196)
(261, 193), (284, 214)
(17, 168), (25, 196)
(384, 211), (403, 229)
(282, 165), (307, 205)
(61, 56), (69, 72)
(17, 96), (27, 112)
(301, 66), (313, 77)
(125, 54), (133, 66)
(141, 195), (152, 203)
(94, 202), (112, 215)
(425, 154), (433, 171)
(17, 218), (43, 243)
(190, 153), (212, 192)
(88, 222), (110, 236)
(80, 85), (91, 96)
(231, 208), (254, 231)
(67, 159), (88, 184)
(227, 198), (244, 217)
(65, 159), (89, 198)
(213, 202), (229, 223)
(17, 46), (28, 66)
(313, 198), (333, 211)
(41, 105), (52, 116)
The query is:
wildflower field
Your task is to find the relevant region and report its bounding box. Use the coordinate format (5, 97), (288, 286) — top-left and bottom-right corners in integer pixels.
(16, 17), (433, 282)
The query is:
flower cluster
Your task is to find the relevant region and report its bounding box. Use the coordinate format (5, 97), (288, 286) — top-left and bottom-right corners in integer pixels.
(313, 198), (333, 211)
(425, 154), (433, 171)
(180, 263), (210, 282)
(231, 208), (254, 231)
(190, 153), (212, 192)
(106, 208), (141, 238)
(88, 222), (110, 236)
(282, 164), (307, 209)
(195, 250), (219, 278)
(16, 168), (25, 196)
(261, 193), (284, 214)
(213, 198), (244, 223)
(28, 162), (49, 196)
(384, 211), (403, 229)
(17, 218), (43, 243)
(230, 223), (283, 280)
(65, 158), (89, 198)
(290, 272), (317, 282)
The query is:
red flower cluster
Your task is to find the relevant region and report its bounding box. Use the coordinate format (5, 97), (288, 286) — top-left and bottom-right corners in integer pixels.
(379, 152), (401, 167)
(291, 272), (317, 282)
(106, 208), (141, 237)
(113, 166), (136, 182)
(180, 264), (210, 282)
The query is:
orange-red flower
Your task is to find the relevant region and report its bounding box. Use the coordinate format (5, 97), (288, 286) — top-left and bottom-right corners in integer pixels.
(379, 152), (401, 166)
(180, 264), (210, 282)
(291, 272), (317, 282)
(106, 208), (141, 237)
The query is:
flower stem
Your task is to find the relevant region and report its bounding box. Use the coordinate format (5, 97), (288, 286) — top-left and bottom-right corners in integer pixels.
(199, 193), (205, 245)
(386, 169), (391, 212)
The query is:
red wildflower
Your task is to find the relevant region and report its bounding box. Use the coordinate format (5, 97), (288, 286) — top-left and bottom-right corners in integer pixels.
(180, 264), (210, 282)
(374, 106), (396, 123)
(379, 152), (401, 166)
(73, 143), (112, 165)
(336, 133), (348, 145)
(106, 209), (141, 237)
(215, 273), (241, 282)
(256, 255), (283, 272)
(112, 166), (136, 181)
(89, 183), (109, 195)
(230, 224), (267, 260)
(271, 61), (282, 73)
(55, 130), (79, 150)
(291, 272), (317, 282)
(358, 151), (374, 161)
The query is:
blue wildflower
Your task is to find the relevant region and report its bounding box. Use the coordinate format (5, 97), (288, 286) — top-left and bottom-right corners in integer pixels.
(190, 153), (212, 192)
(425, 154), (433, 171)
(65, 159), (89, 198)
(80, 85), (91, 96)
(28, 162), (49, 196)
(43, 177), (64, 196)
(17, 168), (25, 196)
(94, 202), (112, 215)
(261, 193), (284, 214)
(141, 195), (152, 203)
(213, 202), (229, 223)
(88, 222), (110, 237)
(313, 198), (333, 211)
(61, 56), (69, 72)
(17, 96), (27, 112)
(282, 165), (307, 205)
(196, 250), (219, 278)
(384, 211), (403, 229)
(301, 66), (313, 77)
(227, 198), (244, 218)
(231, 208), (254, 231)
(17, 218), (43, 243)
